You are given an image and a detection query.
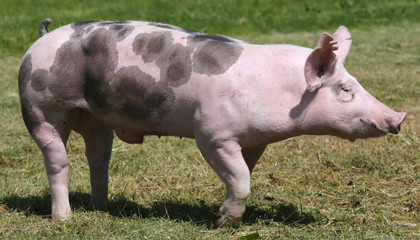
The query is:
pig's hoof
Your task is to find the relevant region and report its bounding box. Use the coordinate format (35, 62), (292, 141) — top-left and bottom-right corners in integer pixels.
(215, 206), (243, 228)
(91, 198), (108, 211)
(216, 214), (241, 228)
(51, 212), (71, 221)
(215, 198), (247, 227)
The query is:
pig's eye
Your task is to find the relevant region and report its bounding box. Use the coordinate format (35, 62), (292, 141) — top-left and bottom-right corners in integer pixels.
(342, 86), (351, 92)
(338, 84), (354, 102)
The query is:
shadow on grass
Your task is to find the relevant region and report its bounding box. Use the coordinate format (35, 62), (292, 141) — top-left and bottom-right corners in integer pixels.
(0, 192), (320, 227)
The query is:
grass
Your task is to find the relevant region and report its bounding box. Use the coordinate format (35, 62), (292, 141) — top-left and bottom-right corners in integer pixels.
(1, 0), (420, 56)
(1, 0), (419, 239)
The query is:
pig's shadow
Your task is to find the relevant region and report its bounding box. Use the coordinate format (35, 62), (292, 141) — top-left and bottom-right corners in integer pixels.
(290, 90), (318, 119)
(0, 192), (320, 227)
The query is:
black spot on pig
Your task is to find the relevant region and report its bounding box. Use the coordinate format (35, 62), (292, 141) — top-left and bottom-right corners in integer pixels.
(193, 32), (236, 43)
(31, 69), (49, 92)
(20, 96), (39, 133)
(18, 54), (40, 133)
(22, 40), (86, 105)
(112, 66), (175, 121)
(111, 25), (135, 41)
(47, 40), (86, 103)
(18, 54), (32, 95)
(84, 71), (112, 112)
(132, 28), (244, 84)
(70, 21), (134, 41)
(71, 21), (100, 39)
(132, 31), (173, 63)
(81, 27), (119, 112)
(77, 26), (177, 119)
(20, 21), (179, 127)
(160, 46), (192, 87)
(132, 31), (193, 87)
(25, 21), (240, 125)
(191, 40), (243, 76)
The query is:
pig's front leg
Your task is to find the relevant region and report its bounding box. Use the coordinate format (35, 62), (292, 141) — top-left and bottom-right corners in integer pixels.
(195, 137), (250, 227)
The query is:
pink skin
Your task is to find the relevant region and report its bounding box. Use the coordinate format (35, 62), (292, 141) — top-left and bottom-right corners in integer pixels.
(190, 27), (405, 226)
(19, 22), (405, 227)
(299, 28), (406, 142)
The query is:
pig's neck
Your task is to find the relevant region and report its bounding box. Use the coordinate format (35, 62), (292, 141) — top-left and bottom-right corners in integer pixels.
(240, 45), (330, 143)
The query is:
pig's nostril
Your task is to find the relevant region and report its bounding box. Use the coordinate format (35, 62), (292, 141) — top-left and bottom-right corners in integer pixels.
(389, 122), (402, 134)
(395, 112), (406, 134)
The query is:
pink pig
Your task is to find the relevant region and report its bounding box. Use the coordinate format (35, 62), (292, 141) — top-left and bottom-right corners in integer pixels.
(19, 19), (405, 227)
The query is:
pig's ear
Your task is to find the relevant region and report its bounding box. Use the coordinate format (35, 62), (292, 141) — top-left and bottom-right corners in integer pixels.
(332, 26), (352, 63)
(304, 32), (338, 92)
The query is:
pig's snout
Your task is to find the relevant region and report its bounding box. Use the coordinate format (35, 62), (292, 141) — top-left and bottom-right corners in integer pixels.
(386, 112), (406, 134)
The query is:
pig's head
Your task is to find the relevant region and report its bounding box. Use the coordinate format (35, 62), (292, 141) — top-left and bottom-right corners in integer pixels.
(301, 26), (406, 141)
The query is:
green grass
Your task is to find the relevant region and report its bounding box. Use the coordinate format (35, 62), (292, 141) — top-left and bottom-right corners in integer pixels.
(1, 0), (420, 56)
(1, 0), (419, 239)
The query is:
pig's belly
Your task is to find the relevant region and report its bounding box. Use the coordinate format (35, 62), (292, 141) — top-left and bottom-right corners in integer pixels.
(91, 110), (196, 143)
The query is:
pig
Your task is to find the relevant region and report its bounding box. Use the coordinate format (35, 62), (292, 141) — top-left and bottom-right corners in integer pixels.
(18, 18), (406, 227)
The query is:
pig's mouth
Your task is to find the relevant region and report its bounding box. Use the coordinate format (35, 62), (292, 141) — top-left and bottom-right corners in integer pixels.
(358, 118), (388, 139)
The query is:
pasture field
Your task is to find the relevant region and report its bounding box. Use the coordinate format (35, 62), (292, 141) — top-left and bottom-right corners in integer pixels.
(0, 0), (419, 239)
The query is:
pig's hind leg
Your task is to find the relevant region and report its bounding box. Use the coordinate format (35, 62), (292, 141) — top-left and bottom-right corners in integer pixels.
(73, 111), (114, 211)
(195, 137), (251, 228)
(22, 105), (80, 219)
